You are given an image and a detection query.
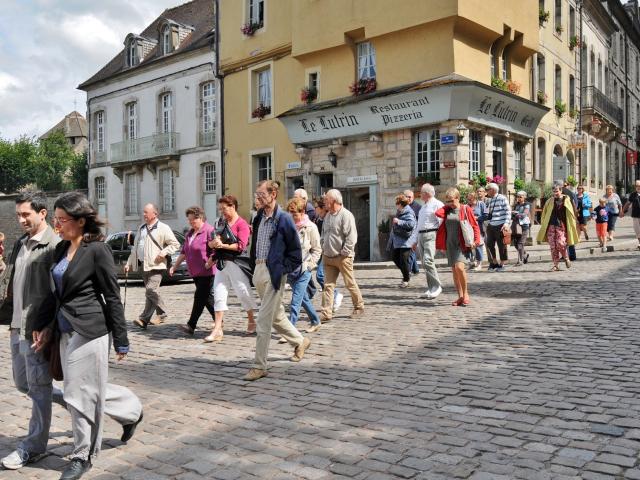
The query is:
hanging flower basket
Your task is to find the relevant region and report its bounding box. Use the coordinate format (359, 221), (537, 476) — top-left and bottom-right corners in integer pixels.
(569, 35), (581, 51)
(241, 22), (262, 36)
(251, 104), (271, 119)
(349, 78), (377, 96)
(537, 90), (548, 105)
(300, 86), (318, 104)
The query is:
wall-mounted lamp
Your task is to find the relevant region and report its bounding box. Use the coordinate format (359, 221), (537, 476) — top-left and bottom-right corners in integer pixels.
(456, 121), (468, 141)
(328, 149), (337, 168)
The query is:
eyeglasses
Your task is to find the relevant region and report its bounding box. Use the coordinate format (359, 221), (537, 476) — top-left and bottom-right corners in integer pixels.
(444, 199), (456, 204)
(53, 216), (74, 225)
(254, 191), (269, 198)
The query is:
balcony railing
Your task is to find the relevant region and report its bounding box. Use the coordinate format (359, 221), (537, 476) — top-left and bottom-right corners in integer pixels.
(110, 132), (180, 164)
(582, 86), (623, 127)
(199, 129), (217, 147)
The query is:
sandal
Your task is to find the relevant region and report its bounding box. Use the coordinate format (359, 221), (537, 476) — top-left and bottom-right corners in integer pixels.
(451, 298), (464, 306)
(550, 265), (560, 272)
(245, 320), (256, 335)
(461, 298), (470, 307)
(204, 331), (224, 343)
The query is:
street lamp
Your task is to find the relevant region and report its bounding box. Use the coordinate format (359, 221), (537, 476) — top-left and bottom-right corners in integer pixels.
(456, 121), (468, 141)
(328, 150), (337, 168)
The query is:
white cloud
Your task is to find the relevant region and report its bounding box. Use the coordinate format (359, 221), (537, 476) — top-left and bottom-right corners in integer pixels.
(0, 0), (179, 141)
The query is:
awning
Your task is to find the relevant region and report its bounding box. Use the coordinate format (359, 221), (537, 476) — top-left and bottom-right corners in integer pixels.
(279, 74), (549, 145)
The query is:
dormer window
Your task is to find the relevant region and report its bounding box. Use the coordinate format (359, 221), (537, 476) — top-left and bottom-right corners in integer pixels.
(162, 25), (172, 55)
(127, 39), (138, 67)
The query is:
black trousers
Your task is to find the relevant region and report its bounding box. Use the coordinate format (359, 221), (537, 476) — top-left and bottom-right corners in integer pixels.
(486, 224), (508, 264)
(187, 275), (215, 329)
(392, 247), (412, 282)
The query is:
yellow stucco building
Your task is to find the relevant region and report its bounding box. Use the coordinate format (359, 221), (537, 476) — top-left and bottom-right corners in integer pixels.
(220, 0), (547, 260)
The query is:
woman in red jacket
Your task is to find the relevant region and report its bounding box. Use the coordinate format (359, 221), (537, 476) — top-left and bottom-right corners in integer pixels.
(435, 187), (481, 307)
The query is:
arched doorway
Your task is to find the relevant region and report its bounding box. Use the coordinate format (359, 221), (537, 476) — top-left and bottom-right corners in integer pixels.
(552, 144), (567, 182)
(566, 151), (575, 180)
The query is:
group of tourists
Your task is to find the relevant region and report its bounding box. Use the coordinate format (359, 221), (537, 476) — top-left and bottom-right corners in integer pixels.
(1, 178), (640, 479)
(387, 179), (640, 303)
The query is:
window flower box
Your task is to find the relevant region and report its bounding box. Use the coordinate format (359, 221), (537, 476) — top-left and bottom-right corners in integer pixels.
(300, 86), (318, 104)
(349, 78), (377, 96)
(539, 9), (550, 26)
(569, 35), (581, 51)
(251, 104), (271, 119)
(554, 100), (567, 117)
(241, 22), (262, 36)
(537, 90), (548, 105)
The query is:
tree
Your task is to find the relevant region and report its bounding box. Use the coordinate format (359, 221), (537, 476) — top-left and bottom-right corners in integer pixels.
(0, 136), (37, 193)
(68, 151), (88, 190)
(31, 130), (75, 191)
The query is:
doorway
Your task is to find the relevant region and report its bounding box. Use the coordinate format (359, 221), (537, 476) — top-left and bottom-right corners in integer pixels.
(345, 187), (370, 261)
(287, 176), (304, 199)
(552, 145), (567, 182)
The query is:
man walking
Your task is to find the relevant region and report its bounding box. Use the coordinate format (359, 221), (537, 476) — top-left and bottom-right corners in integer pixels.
(125, 203), (180, 329)
(485, 183), (511, 272)
(319, 189), (365, 322)
(414, 183), (444, 299)
(622, 179), (640, 250)
(0, 191), (66, 470)
(404, 189), (421, 275)
(244, 180), (311, 381)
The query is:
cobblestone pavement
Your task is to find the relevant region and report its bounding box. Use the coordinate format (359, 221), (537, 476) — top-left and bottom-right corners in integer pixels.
(1, 249), (640, 480)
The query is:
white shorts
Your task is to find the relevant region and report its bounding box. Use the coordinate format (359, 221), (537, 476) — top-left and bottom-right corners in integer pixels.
(213, 260), (257, 312)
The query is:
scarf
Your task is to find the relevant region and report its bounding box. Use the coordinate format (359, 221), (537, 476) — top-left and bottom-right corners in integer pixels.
(295, 214), (311, 229)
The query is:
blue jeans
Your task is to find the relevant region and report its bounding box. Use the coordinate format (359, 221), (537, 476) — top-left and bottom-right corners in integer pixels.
(408, 250), (419, 273)
(316, 258), (339, 300)
(289, 270), (320, 326)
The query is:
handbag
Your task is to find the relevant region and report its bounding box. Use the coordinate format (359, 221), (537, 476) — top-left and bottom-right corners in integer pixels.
(460, 206), (476, 248)
(502, 228), (512, 246)
(234, 255), (254, 287)
(43, 329), (63, 381)
(213, 219), (241, 269)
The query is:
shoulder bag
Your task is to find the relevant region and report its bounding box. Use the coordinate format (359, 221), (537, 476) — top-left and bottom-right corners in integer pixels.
(460, 206), (476, 248)
(213, 218), (241, 269)
(43, 329), (63, 381)
(145, 225), (172, 265)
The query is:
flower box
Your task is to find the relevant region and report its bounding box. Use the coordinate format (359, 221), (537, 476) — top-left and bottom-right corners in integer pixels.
(251, 104), (271, 119)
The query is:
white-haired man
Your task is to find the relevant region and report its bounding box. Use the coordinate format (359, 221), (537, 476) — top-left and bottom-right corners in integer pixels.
(413, 183), (443, 298)
(403, 189), (421, 275)
(485, 183), (511, 272)
(319, 189), (364, 321)
(293, 188), (316, 222)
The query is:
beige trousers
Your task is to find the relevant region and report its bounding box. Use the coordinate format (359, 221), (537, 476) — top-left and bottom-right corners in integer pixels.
(253, 263), (303, 370)
(320, 254), (364, 319)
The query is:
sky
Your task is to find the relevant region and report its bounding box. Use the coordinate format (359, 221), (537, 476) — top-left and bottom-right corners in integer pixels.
(0, 0), (181, 141)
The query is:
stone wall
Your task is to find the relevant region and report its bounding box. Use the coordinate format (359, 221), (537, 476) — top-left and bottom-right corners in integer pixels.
(0, 190), (87, 259)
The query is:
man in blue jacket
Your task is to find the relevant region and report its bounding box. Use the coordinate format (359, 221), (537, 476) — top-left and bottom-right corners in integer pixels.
(245, 180), (311, 381)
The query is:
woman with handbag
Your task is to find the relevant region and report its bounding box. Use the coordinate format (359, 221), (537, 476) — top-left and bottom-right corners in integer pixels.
(169, 206), (216, 336)
(435, 188), (481, 307)
(388, 193), (417, 288)
(32, 192), (142, 480)
(511, 191), (531, 266)
(205, 195), (257, 342)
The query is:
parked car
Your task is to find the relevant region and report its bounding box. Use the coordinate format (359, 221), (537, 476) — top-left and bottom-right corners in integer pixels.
(105, 230), (191, 283)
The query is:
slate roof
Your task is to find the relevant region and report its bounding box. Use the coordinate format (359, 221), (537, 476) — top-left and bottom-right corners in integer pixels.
(39, 111), (87, 140)
(78, 0), (214, 90)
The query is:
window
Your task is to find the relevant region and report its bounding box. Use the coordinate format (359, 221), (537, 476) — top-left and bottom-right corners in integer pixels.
(490, 42), (498, 78)
(248, 0), (264, 26)
(253, 67), (272, 110)
(308, 72), (319, 90)
(598, 59), (603, 90)
(554, 0), (561, 32)
(612, 34), (617, 63)
(96, 111), (105, 153)
(599, 143), (605, 188)
(569, 75), (575, 111)
(127, 103), (137, 140)
(160, 168), (176, 214)
(589, 52), (595, 87)
(492, 137), (503, 178)
(127, 39), (137, 67)
(536, 138), (546, 181)
(201, 82), (216, 145)
(124, 172), (138, 216)
(501, 50), (507, 81)
(95, 177), (106, 201)
(254, 153), (272, 186)
(589, 140), (596, 187)
(569, 6), (575, 37)
(537, 54), (546, 95)
(469, 130), (481, 177)
(317, 173), (333, 196)
(357, 42), (376, 80)
(414, 129), (440, 181)
(554, 65), (561, 104)
(513, 141), (523, 180)
(202, 163), (217, 220)
(161, 93), (172, 133)
(162, 25), (171, 55)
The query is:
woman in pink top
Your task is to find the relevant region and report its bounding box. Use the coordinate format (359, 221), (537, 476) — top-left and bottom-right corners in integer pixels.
(205, 195), (257, 342)
(169, 206), (215, 335)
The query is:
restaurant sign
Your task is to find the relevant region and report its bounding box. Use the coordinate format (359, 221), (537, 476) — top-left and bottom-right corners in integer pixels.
(280, 83), (548, 145)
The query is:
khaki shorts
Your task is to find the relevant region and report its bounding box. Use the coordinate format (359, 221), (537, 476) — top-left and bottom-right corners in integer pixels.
(633, 217), (640, 237)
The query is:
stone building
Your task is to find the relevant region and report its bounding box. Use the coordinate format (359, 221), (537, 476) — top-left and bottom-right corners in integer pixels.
(39, 111), (88, 154)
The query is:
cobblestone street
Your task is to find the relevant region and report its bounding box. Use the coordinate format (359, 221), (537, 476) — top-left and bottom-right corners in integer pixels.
(1, 248), (640, 479)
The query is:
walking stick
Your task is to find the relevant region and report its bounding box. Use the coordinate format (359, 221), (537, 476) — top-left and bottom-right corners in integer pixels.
(123, 270), (128, 314)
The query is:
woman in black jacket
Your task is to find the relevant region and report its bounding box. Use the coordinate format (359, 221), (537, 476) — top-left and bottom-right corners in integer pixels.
(33, 192), (142, 480)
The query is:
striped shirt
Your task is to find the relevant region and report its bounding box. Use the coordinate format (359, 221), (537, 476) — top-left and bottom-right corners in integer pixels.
(255, 211), (276, 260)
(487, 194), (511, 227)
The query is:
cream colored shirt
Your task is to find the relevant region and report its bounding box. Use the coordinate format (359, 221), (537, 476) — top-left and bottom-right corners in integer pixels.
(11, 229), (45, 329)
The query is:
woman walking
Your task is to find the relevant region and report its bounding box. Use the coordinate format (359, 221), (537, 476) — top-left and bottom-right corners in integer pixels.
(389, 193), (417, 288)
(576, 185), (592, 241)
(537, 183), (579, 271)
(512, 191), (531, 266)
(33, 192), (142, 480)
(206, 195), (257, 341)
(170, 206), (216, 336)
(466, 191), (486, 270)
(435, 188), (480, 306)
(604, 184), (623, 241)
(286, 197), (322, 333)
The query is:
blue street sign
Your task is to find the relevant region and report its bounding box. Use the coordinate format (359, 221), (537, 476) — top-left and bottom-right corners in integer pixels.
(441, 134), (456, 145)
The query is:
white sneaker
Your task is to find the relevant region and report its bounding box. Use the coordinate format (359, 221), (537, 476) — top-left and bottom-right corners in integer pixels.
(400, 281), (410, 288)
(425, 286), (442, 299)
(1, 448), (34, 470)
(332, 292), (344, 313)
(601, 246), (607, 253)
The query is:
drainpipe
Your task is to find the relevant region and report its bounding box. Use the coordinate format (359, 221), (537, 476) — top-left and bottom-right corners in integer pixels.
(214, 0), (225, 194)
(624, 33), (630, 192)
(578, 0), (583, 184)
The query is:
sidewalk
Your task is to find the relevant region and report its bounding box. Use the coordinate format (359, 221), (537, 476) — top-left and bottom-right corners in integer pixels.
(356, 215), (640, 270)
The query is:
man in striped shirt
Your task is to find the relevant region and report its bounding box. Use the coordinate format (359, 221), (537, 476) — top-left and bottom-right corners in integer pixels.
(485, 183), (511, 272)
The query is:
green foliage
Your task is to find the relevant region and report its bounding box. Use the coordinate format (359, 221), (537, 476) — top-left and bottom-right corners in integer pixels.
(457, 183), (474, 204)
(68, 151), (88, 190)
(523, 181), (541, 200)
(554, 100), (567, 117)
(513, 177), (526, 192)
(32, 130), (74, 191)
(0, 136), (37, 193)
(470, 171), (489, 187)
(491, 76), (507, 91)
(541, 182), (555, 200)
(566, 175), (577, 187)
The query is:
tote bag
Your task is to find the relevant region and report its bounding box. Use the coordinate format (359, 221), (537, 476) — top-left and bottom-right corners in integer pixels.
(460, 206), (476, 248)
